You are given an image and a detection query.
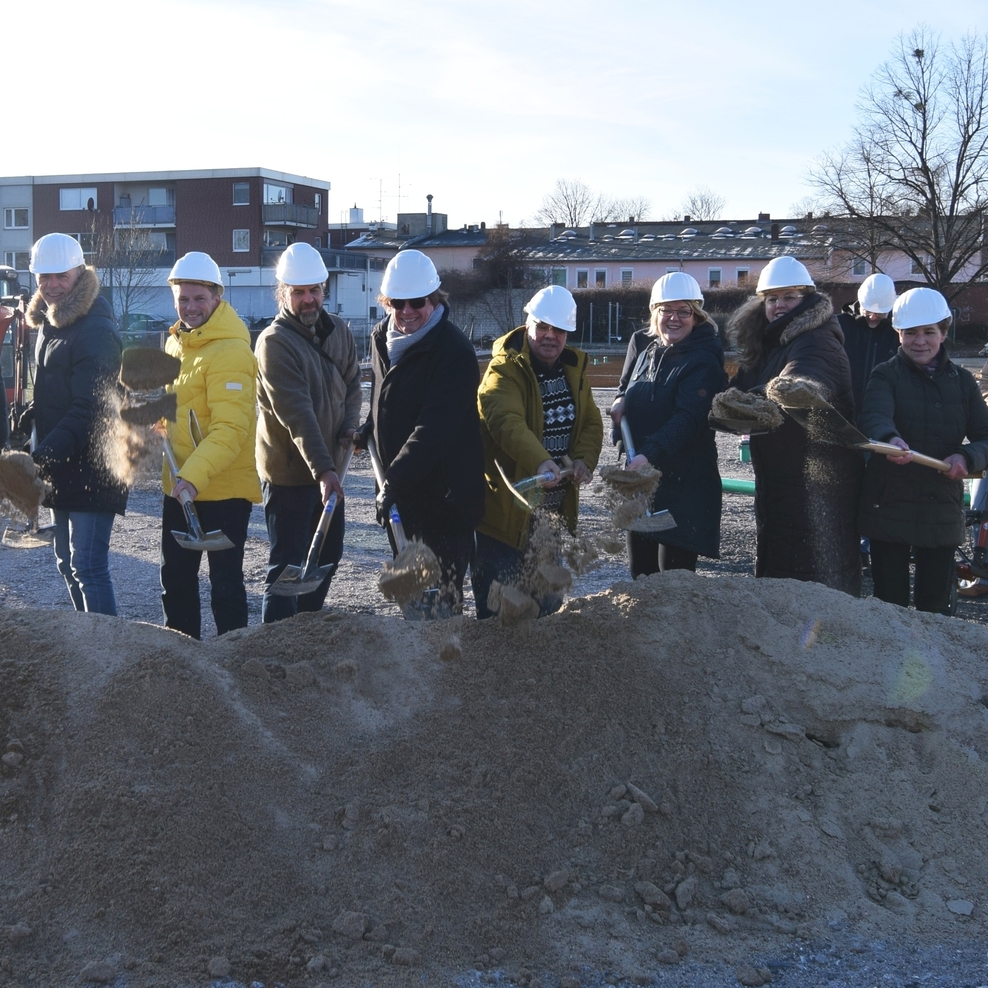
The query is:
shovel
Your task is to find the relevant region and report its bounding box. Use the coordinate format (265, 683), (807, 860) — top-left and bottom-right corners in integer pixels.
(494, 458), (574, 511)
(366, 434), (440, 603)
(268, 441), (355, 597)
(773, 389), (953, 473)
(610, 419), (677, 532)
(119, 348), (182, 425)
(162, 412), (235, 553)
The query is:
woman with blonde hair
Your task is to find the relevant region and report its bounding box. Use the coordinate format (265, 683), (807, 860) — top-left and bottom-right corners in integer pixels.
(610, 272), (727, 576)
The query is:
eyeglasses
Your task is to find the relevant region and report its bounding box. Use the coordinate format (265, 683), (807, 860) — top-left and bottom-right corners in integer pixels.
(390, 297), (428, 310)
(764, 293), (804, 305)
(654, 306), (694, 319)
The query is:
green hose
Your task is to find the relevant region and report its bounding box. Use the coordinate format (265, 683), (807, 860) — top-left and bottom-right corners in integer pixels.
(722, 478), (755, 496)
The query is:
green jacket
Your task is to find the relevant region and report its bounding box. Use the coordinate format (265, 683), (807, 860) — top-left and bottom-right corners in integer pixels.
(163, 300), (261, 503)
(478, 327), (603, 549)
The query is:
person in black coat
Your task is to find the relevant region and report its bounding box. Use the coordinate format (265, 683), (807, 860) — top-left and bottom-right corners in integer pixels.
(365, 250), (485, 618)
(859, 288), (988, 614)
(610, 272), (727, 575)
(24, 234), (127, 615)
(838, 273), (900, 424)
(727, 256), (862, 596)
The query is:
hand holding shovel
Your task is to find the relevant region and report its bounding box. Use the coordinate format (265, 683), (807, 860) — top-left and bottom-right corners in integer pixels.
(610, 420), (676, 533)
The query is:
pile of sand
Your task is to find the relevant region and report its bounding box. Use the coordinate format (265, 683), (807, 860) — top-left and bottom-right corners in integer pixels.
(2, 572), (987, 986)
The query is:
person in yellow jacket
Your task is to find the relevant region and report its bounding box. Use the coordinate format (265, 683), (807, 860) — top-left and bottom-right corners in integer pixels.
(474, 286), (603, 618)
(160, 252), (261, 639)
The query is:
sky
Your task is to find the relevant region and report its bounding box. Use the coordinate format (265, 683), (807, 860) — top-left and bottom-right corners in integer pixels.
(14, 0), (986, 229)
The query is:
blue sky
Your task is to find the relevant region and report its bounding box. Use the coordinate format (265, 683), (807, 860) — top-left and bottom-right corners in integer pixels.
(16, 0), (985, 227)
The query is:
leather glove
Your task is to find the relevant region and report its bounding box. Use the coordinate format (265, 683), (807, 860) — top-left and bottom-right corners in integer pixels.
(375, 482), (397, 527)
(352, 421), (372, 451)
(16, 404), (34, 435)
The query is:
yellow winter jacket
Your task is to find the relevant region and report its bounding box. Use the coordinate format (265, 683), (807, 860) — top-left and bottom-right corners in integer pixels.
(162, 300), (261, 503)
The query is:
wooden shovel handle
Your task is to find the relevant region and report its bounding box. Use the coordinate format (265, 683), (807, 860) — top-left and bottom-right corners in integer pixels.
(861, 441), (952, 473)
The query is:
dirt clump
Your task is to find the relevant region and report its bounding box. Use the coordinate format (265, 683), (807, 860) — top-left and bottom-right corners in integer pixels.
(0, 451), (48, 520)
(711, 387), (784, 432)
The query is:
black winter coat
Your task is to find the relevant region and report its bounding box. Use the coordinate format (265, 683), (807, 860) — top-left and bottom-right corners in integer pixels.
(859, 347), (988, 548)
(729, 293), (862, 594)
(838, 302), (900, 424)
(367, 306), (486, 533)
(29, 271), (127, 515)
(618, 323), (727, 558)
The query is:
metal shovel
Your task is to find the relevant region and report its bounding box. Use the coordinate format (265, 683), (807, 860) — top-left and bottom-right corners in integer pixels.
(268, 441), (354, 596)
(162, 430), (235, 553)
(612, 419), (677, 532)
(495, 459), (574, 511)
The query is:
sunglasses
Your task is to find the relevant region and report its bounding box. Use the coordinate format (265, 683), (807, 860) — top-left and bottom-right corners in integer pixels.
(390, 297), (428, 310)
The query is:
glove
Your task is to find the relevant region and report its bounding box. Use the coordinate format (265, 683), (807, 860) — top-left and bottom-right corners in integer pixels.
(352, 421), (372, 451)
(16, 404), (34, 435)
(375, 482), (397, 527)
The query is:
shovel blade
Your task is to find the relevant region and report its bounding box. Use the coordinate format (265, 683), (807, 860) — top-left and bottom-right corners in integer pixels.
(120, 347), (181, 391)
(2, 524), (56, 549)
(623, 509), (677, 533)
(267, 563), (334, 597)
(120, 392), (177, 426)
(170, 528), (235, 552)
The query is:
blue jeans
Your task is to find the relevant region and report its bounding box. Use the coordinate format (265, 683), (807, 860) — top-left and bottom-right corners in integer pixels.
(52, 509), (118, 615)
(160, 496), (252, 639)
(472, 530), (561, 620)
(262, 482), (345, 624)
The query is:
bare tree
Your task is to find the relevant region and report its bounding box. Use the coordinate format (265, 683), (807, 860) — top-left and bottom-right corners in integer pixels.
(811, 27), (988, 297)
(678, 186), (727, 222)
(535, 180), (650, 227)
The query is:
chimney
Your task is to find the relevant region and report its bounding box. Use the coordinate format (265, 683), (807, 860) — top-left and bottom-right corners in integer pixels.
(758, 212), (770, 223)
(771, 223), (780, 242)
(683, 215), (691, 224)
(589, 222), (595, 242)
(426, 194), (434, 236)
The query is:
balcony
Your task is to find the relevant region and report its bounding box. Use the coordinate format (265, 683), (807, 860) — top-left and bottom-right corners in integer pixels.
(103, 248), (176, 270)
(262, 202), (320, 228)
(113, 205), (176, 227)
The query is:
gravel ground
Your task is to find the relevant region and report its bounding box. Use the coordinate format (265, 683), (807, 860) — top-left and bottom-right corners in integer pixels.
(3, 387), (988, 988)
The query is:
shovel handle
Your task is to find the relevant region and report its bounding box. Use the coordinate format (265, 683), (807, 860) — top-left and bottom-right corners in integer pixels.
(366, 434), (409, 551)
(162, 437), (208, 540)
(620, 418), (637, 463)
(862, 441), (952, 473)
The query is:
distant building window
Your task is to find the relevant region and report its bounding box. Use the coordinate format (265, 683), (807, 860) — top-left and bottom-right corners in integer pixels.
(369, 306), (378, 320)
(666, 266), (679, 274)
(851, 258), (867, 276)
(620, 268), (633, 286)
(576, 269), (589, 289)
(263, 230), (288, 248)
(736, 267), (749, 285)
(4, 250), (30, 271)
(551, 268), (567, 287)
(233, 229), (250, 252)
(595, 269), (606, 287)
(314, 237), (321, 248)
(3, 208), (28, 229)
(59, 187), (97, 211)
(147, 187), (174, 207)
(314, 194), (322, 214)
(72, 233), (96, 257)
(263, 183), (292, 205)
(233, 182), (250, 205)
(708, 268), (722, 288)
(910, 256), (927, 275)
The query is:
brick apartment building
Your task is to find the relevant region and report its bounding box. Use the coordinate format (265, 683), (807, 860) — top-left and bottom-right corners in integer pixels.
(0, 168), (379, 337)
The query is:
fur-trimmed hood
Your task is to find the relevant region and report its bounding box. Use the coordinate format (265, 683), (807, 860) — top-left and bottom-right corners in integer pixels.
(727, 292), (839, 372)
(26, 266), (102, 330)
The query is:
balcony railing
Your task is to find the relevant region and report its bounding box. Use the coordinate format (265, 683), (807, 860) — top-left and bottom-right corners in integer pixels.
(113, 205), (176, 227)
(262, 202), (320, 228)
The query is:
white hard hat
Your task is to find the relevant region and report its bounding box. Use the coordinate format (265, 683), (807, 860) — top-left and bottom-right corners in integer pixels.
(891, 287), (952, 330)
(276, 242), (329, 286)
(380, 249), (440, 298)
(756, 256), (815, 294)
(524, 285), (577, 332)
(168, 251), (224, 293)
(857, 273), (896, 314)
(29, 233), (85, 274)
(650, 272), (703, 307)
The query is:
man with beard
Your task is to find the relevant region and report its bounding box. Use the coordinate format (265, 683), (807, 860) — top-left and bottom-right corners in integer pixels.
(255, 242), (361, 623)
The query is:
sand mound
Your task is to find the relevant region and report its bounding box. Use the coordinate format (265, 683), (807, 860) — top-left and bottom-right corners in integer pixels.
(2, 573), (988, 985)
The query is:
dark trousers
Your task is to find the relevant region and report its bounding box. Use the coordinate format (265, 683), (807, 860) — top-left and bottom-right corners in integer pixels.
(870, 540), (956, 615)
(627, 532), (698, 578)
(472, 530), (563, 621)
(390, 509), (473, 617)
(262, 482), (344, 624)
(160, 496), (252, 639)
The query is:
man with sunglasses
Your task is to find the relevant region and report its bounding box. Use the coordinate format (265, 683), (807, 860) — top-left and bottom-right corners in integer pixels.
(364, 249), (486, 618)
(255, 243), (361, 623)
(473, 285), (603, 619)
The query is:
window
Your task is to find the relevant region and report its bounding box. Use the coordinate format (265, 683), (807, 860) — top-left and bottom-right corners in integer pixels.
(314, 194), (322, 214)
(620, 268), (633, 286)
(263, 230), (288, 247)
(851, 258), (867, 277)
(666, 266), (679, 274)
(314, 237), (322, 248)
(736, 267), (749, 285)
(263, 183), (292, 204)
(576, 269), (589, 289)
(551, 267), (567, 287)
(708, 268), (722, 288)
(59, 187), (97, 210)
(233, 229), (250, 252)
(4, 250), (30, 271)
(369, 306), (378, 320)
(147, 187), (174, 207)
(595, 269), (606, 287)
(72, 233), (96, 257)
(233, 182), (249, 205)
(910, 256), (926, 275)
(3, 207), (28, 229)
